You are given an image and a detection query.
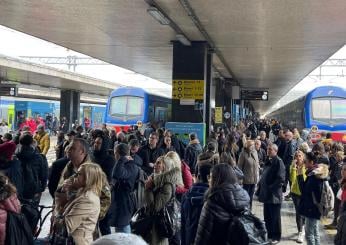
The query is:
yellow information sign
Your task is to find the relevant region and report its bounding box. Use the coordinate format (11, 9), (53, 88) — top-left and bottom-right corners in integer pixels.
(215, 107), (223, 124)
(172, 80), (204, 100)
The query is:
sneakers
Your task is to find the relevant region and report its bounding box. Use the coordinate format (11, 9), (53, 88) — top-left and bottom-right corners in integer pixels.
(270, 240), (280, 244)
(296, 232), (304, 243)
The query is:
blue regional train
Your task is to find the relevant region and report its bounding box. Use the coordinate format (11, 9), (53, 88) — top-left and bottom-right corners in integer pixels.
(104, 87), (171, 130)
(268, 86), (346, 142)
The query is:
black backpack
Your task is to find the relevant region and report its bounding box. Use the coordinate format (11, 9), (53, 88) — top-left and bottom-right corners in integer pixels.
(21, 159), (41, 200)
(227, 210), (269, 245)
(5, 211), (33, 245)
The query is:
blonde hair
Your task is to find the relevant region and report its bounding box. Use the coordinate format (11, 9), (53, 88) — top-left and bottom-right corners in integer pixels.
(336, 151), (345, 161)
(163, 151), (184, 186)
(78, 163), (108, 197)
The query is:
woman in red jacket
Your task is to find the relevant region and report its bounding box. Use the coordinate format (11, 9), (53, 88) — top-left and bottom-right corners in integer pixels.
(0, 173), (21, 245)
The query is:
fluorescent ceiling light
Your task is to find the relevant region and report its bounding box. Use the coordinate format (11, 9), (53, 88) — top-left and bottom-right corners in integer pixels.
(176, 34), (191, 46)
(147, 7), (170, 25)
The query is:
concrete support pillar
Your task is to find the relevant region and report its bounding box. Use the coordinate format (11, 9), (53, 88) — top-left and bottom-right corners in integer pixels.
(171, 41), (212, 135)
(60, 90), (80, 131)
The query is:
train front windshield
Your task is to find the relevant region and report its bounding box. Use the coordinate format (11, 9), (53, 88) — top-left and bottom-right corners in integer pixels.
(109, 96), (144, 119)
(312, 97), (346, 124)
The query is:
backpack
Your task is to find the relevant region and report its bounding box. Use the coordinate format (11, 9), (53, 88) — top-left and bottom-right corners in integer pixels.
(131, 168), (148, 211)
(227, 210), (268, 245)
(21, 159), (41, 200)
(5, 211), (34, 245)
(312, 180), (335, 217)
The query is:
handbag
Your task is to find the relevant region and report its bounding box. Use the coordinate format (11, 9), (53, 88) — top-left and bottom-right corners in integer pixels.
(50, 215), (74, 245)
(155, 184), (181, 238)
(337, 188), (342, 200)
(130, 207), (154, 237)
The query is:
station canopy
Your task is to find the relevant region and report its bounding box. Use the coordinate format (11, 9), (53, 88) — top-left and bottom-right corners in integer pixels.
(1, 0), (346, 113)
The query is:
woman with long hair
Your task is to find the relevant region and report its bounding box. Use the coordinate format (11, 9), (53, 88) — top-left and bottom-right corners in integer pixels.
(57, 163), (107, 244)
(289, 150), (306, 243)
(195, 163), (250, 245)
(144, 152), (182, 245)
(0, 173), (21, 245)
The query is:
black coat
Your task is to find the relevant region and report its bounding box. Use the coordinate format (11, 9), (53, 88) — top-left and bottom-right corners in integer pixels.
(138, 144), (165, 175)
(184, 141), (203, 175)
(48, 157), (69, 198)
(181, 183), (209, 245)
(91, 151), (115, 183)
(0, 158), (23, 199)
(110, 156), (139, 227)
(194, 183), (250, 245)
(298, 166), (327, 220)
(16, 146), (48, 195)
(258, 155), (285, 204)
(282, 140), (294, 167)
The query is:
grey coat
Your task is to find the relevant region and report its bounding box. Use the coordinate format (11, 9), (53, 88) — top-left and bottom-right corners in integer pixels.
(237, 149), (259, 185)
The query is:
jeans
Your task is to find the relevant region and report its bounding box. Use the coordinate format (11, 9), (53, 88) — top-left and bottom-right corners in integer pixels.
(291, 194), (305, 232)
(115, 224), (131, 233)
(243, 184), (256, 210)
(305, 218), (320, 245)
(263, 203), (282, 241)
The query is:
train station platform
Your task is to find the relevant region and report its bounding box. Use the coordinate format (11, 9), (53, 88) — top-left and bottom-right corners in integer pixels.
(38, 139), (336, 244)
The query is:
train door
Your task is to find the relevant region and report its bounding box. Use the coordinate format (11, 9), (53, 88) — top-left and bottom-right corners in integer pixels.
(7, 105), (14, 130)
(82, 106), (92, 128)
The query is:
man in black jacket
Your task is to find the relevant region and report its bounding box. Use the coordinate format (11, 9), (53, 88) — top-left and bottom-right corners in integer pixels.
(110, 143), (139, 233)
(129, 139), (143, 168)
(138, 132), (164, 175)
(91, 135), (115, 235)
(282, 131), (294, 194)
(258, 143), (285, 244)
(184, 133), (203, 175)
(181, 164), (212, 245)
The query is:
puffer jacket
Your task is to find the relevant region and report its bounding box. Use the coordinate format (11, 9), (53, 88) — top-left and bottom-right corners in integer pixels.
(194, 183), (250, 245)
(0, 193), (21, 245)
(176, 161), (193, 200)
(34, 132), (50, 155)
(181, 183), (209, 245)
(335, 209), (346, 245)
(298, 164), (329, 220)
(237, 149), (259, 185)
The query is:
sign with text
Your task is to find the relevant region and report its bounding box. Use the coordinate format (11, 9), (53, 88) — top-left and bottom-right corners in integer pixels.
(0, 84), (18, 96)
(241, 90), (268, 101)
(172, 80), (204, 100)
(215, 107), (223, 124)
(165, 122), (206, 146)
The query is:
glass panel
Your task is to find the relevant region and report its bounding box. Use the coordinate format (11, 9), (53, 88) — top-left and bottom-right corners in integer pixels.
(312, 99), (330, 119)
(331, 99), (346, 119)
(127, 97), (143, 116)
(109, 96), (127, 116)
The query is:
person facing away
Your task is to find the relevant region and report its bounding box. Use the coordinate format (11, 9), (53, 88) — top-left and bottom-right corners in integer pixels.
(181, 164), (212, 245)
(184, 133), (203, 176)
(194, 163), (250, 245)
(110, 143), (139, 233)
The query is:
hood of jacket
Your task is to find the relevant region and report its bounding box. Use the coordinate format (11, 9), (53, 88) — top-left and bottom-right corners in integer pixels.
(15, 145), (37, 161)
(189, 139), (201, 146)
(153, 167), (182, 190)
(309, 164), (329, 179)
(198, 151), (219, 165)
(185, 183), (209, 207)
(206, 183), (250, 213)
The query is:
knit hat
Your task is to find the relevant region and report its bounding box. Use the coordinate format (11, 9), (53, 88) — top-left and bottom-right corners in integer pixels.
(0, 141), (16, 161)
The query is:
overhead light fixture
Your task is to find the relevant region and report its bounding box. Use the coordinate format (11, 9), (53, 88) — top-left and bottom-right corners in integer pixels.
(176, 34), (191, 46)
(147, 7), (171, 25)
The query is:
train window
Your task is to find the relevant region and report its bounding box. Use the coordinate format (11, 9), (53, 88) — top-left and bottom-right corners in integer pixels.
(127, 97), (143, 116)
(312, 99), (330, 119)
(109, 96), (143, 117)
(331, 99), (346, 119)
(109, 96), (127, 116)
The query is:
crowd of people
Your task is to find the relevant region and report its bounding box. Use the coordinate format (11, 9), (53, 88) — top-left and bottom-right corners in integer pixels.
(0, 118), (345, 245)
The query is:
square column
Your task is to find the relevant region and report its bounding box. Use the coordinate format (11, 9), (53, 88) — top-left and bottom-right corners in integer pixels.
(60, 90), (80, 131)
